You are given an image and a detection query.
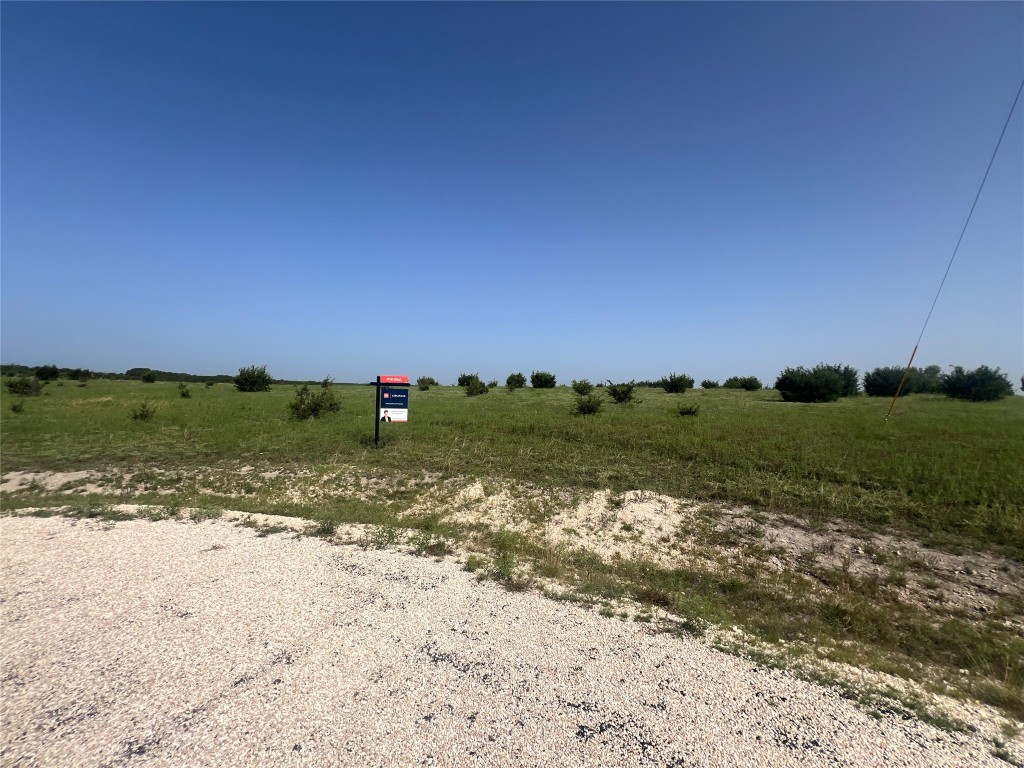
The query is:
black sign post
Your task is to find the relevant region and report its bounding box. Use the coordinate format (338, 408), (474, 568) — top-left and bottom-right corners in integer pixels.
(374, 374), (410, 446)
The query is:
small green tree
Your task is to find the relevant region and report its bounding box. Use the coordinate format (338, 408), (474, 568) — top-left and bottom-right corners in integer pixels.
(417, 376), (438, 391)
(573, 393), (603, 415)
(942, 366), (1013, 402)
(605, 380), (638, 404)
(288, 378), (342, 419)
(34, 364), (60, 381)
(700, 380), (720, 389)
(6, 376), (43, 396)
(463, 374), (488, 396)
(234, 365), (273, 392)
(530, 370), (556, 388)
(506, 372), (527, 390)
(775, 365), (847, 403)
(571, 379), (593, 396)
(141, 370), (157, 383)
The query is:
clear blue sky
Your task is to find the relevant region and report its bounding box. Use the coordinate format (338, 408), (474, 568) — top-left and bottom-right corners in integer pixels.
(3, 2), (1022, 386)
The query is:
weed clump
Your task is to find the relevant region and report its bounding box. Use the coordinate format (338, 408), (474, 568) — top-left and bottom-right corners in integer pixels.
(130, 401), (157, 421)
(234, 364), (273, 392)
(288, 378), (341, 419)
(6, 376), (43, 396)
(178, 383), (191, 399)
(677, 403), (700, 417)
(11, 400), (25, 413)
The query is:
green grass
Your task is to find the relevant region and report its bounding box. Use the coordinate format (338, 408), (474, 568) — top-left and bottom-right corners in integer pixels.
(3, 379), (1021, 555)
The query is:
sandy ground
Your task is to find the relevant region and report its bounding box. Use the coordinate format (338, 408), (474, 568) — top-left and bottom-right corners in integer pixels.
(0, 515), (1009, 767)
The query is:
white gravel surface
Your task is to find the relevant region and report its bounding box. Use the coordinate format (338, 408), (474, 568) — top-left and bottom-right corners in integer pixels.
(0, 515), (1006, 767)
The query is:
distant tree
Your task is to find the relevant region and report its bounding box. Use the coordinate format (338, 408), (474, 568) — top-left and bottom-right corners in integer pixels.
(506, 372), (527, 390)
(141, 370), (157, 383)
(530, 371), (556, 388)
(34, 364), (60, 381)
(723, 376), (762, 391)
(659, 372), (694, 393)
(234, 364), (273, 392)
(457, 373), (479, 387)
(775, 364), (856, 403)
(417, 376), (438, 391)
(462, 374), (488, 397)
(942, 366), (1013, 402)
(700, 380), (720, 389)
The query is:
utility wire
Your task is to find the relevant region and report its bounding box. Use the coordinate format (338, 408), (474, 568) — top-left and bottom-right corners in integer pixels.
(885, 77), (1024, 421)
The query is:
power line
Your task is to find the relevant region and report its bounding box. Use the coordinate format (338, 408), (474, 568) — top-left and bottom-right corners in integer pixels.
(885, 77), (1024, 421)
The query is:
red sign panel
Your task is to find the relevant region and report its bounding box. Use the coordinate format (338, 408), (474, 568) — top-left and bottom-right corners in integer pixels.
(378, 374), (408, 384)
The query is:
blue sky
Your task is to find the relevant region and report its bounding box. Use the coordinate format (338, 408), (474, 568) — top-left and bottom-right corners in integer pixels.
(2, 2), (1022, 386)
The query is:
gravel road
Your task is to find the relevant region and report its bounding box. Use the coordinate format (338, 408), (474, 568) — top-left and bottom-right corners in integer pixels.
(0, 515), (1005, 767)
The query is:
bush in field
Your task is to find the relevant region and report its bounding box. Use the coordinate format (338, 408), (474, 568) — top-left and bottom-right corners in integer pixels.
(723, 376), (762, 391)
(573, 393), (603, 415)
(234, 364), (272, 392)
(10, 400), (24, 414)
(942, 366), (1013, 402)
(130, 401), (157, 421)
(6, 376), (43, 396)
(141, 370), (157, 383)
(659, 372), (694, 393)
(417, 376), (438, 391)
(677, 403), (700, 417)
(530, 371), (556, 388)
(462, 374), (488, 396)
(864, 365), (946, 397)
(205, 380), (215, 388)
(506, 372), (527, 390)
(178, 383), (191, 399)
(775, 365), (853, 403)
(487, 379), (498, 389)
(605, 380), (638, 404)
(34, 364), (59, 381)
(572, 379), (593, 396)
(67, 368), (92, 381)
(701, 379), (719, 389)
(288, 378), (342, 419)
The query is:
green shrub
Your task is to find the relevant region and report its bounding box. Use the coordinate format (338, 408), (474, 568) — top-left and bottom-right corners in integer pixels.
(462, 374), (488, 397)
(775, 365), (847, 403)
(10, 400), (24, 414)
(571, 379), (593, 396)
(659, 372), (694, 393)
(178, 383), (191, 399)
(67, 368), (92, 381)
(573, 393), (603, 415)
(487, 379), (498, 389)
(701, 380), (719, 389)
(141, 370), (157, 384)
(417, 376), (438, 391)
(864, 365), (947, 397)
(677, 403), (700, 417)
(34, 364), (60, 381)
(288, 378), (342, 419)
(605, 380), (638, 404)
(205, 381), (215, 388)
(506, 372), (527, 390)
(723, 376), (762, 391)
(130, 401), (157, 421)
(530, 370), (556, 388)
(6, 376), (43, 396)
(942, 366), (1013, 402)
(234, 364), (272, 392)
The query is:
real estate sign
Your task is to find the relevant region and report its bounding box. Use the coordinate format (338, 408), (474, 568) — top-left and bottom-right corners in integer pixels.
(378, 386), (408, 423)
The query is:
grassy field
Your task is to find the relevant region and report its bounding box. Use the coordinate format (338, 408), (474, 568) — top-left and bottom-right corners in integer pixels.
(3, 379), (1022, 554)
(2, 378), (1023, 733)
